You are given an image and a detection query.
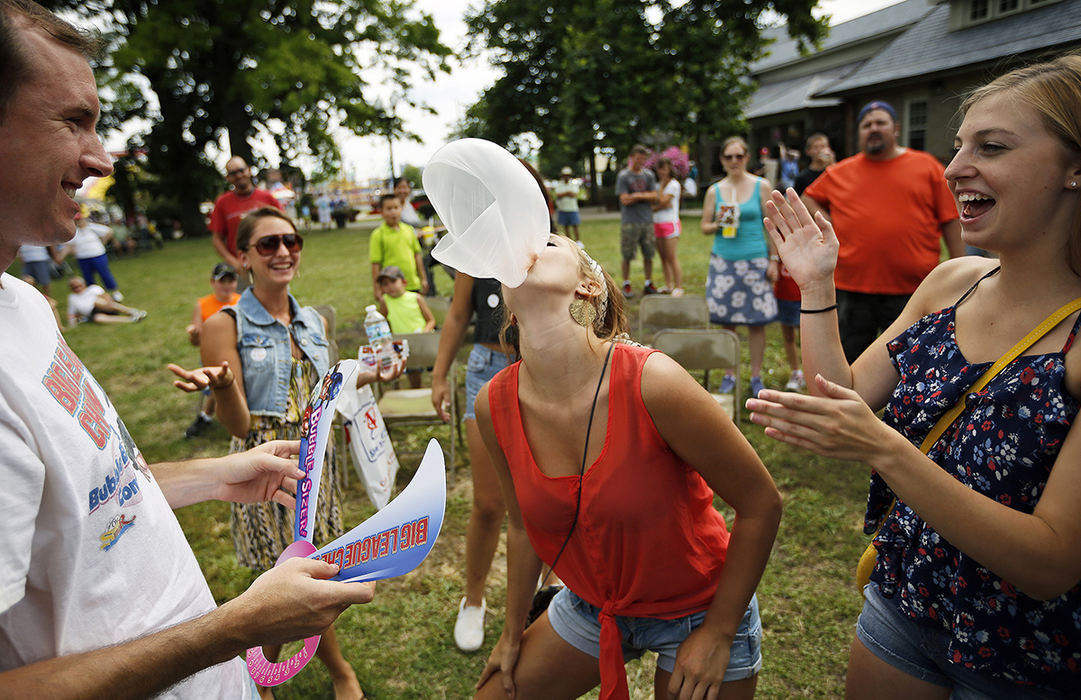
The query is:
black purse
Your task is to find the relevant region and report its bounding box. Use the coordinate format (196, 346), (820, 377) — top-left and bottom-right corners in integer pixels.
(525, 341), (614, 627)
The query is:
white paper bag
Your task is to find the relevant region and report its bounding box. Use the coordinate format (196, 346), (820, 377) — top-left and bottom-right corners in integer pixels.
(336, 382), (399, 510)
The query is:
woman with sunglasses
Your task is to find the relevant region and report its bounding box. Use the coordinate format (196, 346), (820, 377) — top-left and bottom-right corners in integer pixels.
(701, 136), (779, 399)
(170, 206), (370, 700)
(472, 233), (781, 700)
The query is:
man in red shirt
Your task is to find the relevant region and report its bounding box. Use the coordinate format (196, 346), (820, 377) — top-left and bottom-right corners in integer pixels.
(207, 156), (282, 269)
(802, 101), (963, 361)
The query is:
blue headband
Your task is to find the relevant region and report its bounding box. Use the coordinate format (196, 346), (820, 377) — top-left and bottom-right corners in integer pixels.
(857, 100), (897, 124)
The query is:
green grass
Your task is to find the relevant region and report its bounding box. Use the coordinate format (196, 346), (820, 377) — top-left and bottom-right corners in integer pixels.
(47, 217), (868, 698)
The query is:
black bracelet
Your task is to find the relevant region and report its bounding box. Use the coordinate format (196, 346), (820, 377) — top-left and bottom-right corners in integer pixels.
(800, 304), (838, 314)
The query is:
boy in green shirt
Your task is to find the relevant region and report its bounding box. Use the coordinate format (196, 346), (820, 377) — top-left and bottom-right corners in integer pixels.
(370, 194), (428, 303)
(376, 266), (435, 388)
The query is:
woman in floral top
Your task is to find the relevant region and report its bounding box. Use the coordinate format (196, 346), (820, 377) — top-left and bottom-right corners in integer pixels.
(748, 56), (1081, 698)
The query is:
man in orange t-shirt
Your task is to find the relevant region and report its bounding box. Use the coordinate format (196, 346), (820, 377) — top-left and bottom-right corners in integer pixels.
(803, 101), (962, 361)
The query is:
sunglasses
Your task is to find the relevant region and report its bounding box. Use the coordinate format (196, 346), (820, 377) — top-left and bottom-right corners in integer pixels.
(722, 152), (747, 161)
(249, 233), (304, 255)
(226, 168), (248, 177)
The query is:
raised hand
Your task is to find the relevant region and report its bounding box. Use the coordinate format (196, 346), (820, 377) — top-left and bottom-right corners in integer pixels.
(762, 188), (839, 292)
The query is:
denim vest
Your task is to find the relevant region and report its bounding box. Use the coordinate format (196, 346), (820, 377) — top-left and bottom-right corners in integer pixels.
(232, 288), (329, 419)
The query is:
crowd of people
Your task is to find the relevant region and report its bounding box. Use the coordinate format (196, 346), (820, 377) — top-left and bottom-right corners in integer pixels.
(4, 1), (1081, 699)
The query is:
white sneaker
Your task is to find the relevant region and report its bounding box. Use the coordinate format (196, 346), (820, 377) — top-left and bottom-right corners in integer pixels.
(454, 597), (486, 651)
(784, 370), (806, 392)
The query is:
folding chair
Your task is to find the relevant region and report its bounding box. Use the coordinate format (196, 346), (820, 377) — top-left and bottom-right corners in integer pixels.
(651, 328), (743, 423)
(373, 331), (459, 480)
(636, 294), (709, 342)
(312, 304), (339, 363)
(425, 296), (451, 328)
(312, 304), (347, 485)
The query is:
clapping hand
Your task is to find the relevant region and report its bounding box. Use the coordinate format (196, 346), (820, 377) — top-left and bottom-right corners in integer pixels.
(763, 188), (839, 292)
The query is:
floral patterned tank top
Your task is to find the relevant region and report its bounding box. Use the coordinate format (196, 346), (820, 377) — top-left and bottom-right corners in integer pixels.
(868, 267), (1081, 692)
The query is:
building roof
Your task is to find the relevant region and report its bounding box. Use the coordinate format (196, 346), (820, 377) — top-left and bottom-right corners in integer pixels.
(751, 0), (935, 74)
(820, 0), (1081, 96)
(745, 64), (852, 118)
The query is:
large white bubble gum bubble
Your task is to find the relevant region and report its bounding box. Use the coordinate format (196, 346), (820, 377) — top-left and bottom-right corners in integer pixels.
(422, 138), (549, 288)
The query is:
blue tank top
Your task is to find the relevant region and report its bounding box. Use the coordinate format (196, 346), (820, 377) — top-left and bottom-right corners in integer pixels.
(710, 178), (768, 260)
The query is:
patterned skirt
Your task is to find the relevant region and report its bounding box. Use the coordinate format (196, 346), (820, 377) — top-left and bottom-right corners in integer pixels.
(706, 255), (778, 326)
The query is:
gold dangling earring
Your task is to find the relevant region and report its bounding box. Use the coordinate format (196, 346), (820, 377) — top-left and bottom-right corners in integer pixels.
(569, 296), (597, 328)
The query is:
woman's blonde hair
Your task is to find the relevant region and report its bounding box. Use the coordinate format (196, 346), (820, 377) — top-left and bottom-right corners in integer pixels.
(961, 53), (1081, 272)
(721, 136), (749, 157)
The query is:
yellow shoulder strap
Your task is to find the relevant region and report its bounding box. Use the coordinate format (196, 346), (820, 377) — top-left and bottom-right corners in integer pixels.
(919, 296), (1081, 453)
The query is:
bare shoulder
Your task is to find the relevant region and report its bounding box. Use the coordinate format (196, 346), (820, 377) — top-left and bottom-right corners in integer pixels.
(640, 349), (703, 408)
(910, 257), (999, 316)
(202, 307), (237, 336)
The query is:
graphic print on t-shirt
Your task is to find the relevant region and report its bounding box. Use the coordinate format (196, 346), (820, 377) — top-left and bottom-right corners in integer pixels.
(39, 332), (149, 550)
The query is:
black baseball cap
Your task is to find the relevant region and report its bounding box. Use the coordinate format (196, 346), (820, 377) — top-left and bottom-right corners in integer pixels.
(212, 262), (238, 280)
(376, 265), (406, 282)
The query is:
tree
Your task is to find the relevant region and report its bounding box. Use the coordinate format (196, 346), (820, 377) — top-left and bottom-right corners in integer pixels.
(459, 0), (825, 199)
(47, 0), (451, 234)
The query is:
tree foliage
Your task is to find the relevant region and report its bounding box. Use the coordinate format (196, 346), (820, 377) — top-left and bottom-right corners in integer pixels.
(459, 0), (825, 184)
(45, 0), (451, 232)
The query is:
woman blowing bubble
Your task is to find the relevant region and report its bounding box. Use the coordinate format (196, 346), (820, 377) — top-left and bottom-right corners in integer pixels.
(470, 232), (781, 700)
(749, 55), (1081, 697)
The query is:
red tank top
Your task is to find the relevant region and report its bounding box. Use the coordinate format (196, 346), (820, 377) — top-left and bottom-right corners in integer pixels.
(488, 343), (730, 700)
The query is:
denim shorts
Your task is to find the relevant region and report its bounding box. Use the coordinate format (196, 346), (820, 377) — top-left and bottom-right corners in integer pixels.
(558, 210), (581, 227)
(776, 298), (801, 327)
(465, 344), (515, 420)
(548, 587), (762, 680)
(856, 583), (1066, 699)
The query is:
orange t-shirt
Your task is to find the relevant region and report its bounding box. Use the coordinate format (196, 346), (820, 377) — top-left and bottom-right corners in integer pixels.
(197, 292), (240, 321)
(488, 343), (730, 700)
(804, 150), (957, 295)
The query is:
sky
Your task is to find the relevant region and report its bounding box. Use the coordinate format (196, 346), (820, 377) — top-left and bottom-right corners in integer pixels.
(337, 0), (906, 184)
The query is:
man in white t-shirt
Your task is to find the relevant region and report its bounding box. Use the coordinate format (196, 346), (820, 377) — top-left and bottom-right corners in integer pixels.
(552, 166), (581, 242)
(0, 4), (375, 696)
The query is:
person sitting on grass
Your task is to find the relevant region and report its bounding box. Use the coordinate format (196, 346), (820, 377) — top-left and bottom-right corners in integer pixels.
(65, 276), (146, 327)
(377, 264), (435, 389)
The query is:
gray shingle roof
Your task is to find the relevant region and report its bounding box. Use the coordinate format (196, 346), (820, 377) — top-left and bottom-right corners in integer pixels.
(745, 64), (853, 118)
(752, 0), (935, 74)
(819, 0), (1081, 96)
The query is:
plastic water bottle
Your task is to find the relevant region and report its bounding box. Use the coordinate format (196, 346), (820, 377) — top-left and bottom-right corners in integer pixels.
(363, 305), (393, 366)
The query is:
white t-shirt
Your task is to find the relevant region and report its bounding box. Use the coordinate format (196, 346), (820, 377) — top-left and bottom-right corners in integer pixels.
(70, 222), (110, 258)
(66, 283), (105, 321)
(553, 180), (580, 213)
(399, 200), (422, 227)
(653, 179), (682, 224)
(0, 274), (250, 698)
(18, 245), (49, 263)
